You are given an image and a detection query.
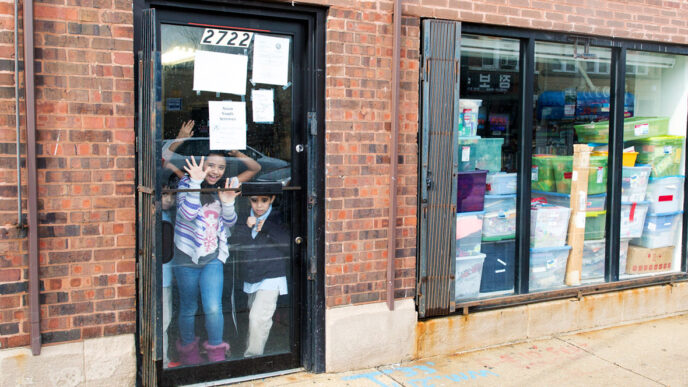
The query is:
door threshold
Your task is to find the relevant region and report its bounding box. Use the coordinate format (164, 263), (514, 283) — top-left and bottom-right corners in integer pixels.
(182, 368), (305, 387)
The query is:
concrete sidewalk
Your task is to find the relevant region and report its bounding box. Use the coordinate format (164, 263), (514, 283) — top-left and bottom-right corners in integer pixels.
(233, 313), (688, 386)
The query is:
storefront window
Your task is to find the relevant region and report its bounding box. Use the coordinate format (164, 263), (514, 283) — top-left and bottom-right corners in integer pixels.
(619, 52), (687, 278)
(455, 35), (520, 301)
(531, 42), (612, 291)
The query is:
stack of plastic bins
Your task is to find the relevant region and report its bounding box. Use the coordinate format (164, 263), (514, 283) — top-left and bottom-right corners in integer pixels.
(480, 239), (515, 294)
(529, 245), (571, 291)
(482, 194), (517, 241)
(456, 211), (485, 257)
(619, 201), (651, 239)
(458, 136), (481, 172)
(475, 137), (505, 172)
(530, 204), (571, 248)
(532, 191), (606, 212)
(644, 176), (684, 214)
(628, 135), (684, 178)
(632, 211), (683, 249)
(621, 166), (652, 202)
(574, 116), (669, 143)
(457, 170), (488, 212)
(532, 155), (556, 192)
(551, 155), (608, 195)
(486, 172), (517, 195)
(455, 253), (486, 300)
(582, 239), (605, 281)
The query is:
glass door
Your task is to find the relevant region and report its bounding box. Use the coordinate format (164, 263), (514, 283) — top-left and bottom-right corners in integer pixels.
(154, 8), (306, 384)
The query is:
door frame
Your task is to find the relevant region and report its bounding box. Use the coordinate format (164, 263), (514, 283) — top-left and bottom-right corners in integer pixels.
(132, 1), (326, 384)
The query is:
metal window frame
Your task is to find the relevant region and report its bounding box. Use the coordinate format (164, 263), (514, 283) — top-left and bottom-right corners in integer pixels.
(423, 23), (688, 316)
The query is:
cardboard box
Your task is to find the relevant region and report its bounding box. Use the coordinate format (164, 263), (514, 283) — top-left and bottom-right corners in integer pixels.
(625, 245), (674, 274)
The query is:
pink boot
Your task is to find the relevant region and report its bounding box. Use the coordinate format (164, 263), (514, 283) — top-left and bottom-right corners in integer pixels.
(176, 337), (203, 365)
(203, 341), (230, 362)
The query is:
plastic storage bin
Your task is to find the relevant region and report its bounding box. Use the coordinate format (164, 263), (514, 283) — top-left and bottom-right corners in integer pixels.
(457, 169), (488, 212)
(532, 155), (556, 192)
(456, 211), (484, 257)
(619, 201), (650, 238)
(574, 116), (669, 143)
(455, 253), (486, 300)
(619, 238), (631, 275)
(645, 176), (684, 214)
(486, 172), (517, 195)
(585, 210), (606, 240)
(530, 204), (571, 248)
(632, 211), (682, 249)
(458, 99), (482, 137)
(622, 166), (651, 202)
(458, 136), (481, 172)
(480, 239), (515, 293)
(551, 155), (608, 195)
(591, 150), (638, 167)
(582, 239), (606, 281)
(482, 194), (517, 241)
(532, 191), (606, 212)
(629, 135), (684, 178)
(529, 245), (571, 292)
(475, 137), (505, 172)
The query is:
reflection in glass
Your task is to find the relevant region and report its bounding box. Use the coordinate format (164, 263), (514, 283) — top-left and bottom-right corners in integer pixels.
(159, 23), (294, 369)
(456, 35), (520, 301)
(620, 52), (687, 279)
(531, 42), (612, 291)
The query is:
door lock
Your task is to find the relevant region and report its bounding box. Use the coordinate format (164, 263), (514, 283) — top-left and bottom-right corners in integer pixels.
(294, 236), (303, 244)
(295, 144), (304, 153)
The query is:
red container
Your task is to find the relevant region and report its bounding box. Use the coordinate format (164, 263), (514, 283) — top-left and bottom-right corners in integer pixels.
(457, 170), (488, 212)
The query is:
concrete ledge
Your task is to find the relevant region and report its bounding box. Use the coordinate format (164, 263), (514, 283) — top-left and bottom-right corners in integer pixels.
(326, 299), (417, 373)
(0, 334), (135, 387)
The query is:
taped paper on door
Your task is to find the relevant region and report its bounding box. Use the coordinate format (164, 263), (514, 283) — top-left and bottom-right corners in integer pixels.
(251, 89), (274, 123)
(252, 34), (290, 86)
(193, 51), (248, 95)
(208, 101), (246, 150)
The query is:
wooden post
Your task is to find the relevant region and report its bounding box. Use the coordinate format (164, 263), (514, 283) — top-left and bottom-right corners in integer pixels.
(565, 144), (591, 286)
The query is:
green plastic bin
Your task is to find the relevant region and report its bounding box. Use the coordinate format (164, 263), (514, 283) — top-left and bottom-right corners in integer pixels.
(531, 155), (556, 192)
(585, 210), (606, 240)
(552, 155), (608, 195)
(574, 116), (670, 143)
(458, 136), (481, 172)
(627, 135), (684, 178)
(475, 137), (504, 172)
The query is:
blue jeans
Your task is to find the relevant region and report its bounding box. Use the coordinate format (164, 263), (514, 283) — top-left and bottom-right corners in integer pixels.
(174, 259), (224, 345)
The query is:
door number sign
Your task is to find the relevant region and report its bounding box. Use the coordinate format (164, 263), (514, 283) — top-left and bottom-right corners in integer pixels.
(201, 28), (253, 47)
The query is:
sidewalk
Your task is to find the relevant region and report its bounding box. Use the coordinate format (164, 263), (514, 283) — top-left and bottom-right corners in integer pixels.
(233, 313), (688, 386)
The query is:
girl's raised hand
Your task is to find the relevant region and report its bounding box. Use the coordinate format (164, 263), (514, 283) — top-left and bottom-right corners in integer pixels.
(219, 176), (240, 204)
(183, 156), (207, 181)
(178, 119), (194, 139)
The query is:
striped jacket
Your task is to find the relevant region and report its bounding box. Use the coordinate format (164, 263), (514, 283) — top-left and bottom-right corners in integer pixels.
(174, 176), (237, 264)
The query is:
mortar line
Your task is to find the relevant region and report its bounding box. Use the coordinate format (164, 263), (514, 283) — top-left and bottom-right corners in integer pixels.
(553, 336), (667, 386)
(374, 365), (405, 387)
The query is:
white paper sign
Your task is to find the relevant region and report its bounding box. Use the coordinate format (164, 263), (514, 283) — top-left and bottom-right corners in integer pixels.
(252, 35), (290, 86)
(208, 101), (246, 150)
(251, 89), (274, 123)
(193, 51), (248, 95)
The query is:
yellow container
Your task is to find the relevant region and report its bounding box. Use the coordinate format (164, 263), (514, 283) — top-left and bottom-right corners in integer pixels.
(590, 151), (638, 167)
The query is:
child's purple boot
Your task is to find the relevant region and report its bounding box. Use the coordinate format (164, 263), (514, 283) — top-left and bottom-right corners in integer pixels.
(203, 341), (230, 362)
(176, 337), (203, 365)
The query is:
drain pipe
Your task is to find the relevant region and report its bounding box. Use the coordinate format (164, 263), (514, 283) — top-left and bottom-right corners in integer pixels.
(386, 0), (401, 311)
(14, 0), (21, 227)
(22, 0), (41, 355)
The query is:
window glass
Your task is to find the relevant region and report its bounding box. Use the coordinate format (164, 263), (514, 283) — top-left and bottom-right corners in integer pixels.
(532, 42), (612, 291)
(456, 35), (520, 301)
(159, 23), (294, 369)
(620, 52), (687, 278)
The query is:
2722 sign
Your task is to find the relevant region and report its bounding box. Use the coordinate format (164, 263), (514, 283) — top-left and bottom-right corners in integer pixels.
(200, 28), (253, 47)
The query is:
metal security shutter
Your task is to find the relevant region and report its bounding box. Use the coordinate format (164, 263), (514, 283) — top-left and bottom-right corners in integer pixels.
(418, 20), (461, 318)
(137, 9), (162, 386)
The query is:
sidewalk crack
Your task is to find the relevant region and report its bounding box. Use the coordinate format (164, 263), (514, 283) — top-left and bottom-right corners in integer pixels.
(554, 336), (667, 386)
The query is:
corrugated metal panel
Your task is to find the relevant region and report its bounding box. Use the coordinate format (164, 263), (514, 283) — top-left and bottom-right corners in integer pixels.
(418, 20), (461, 318)
(137, 8), (162, 386)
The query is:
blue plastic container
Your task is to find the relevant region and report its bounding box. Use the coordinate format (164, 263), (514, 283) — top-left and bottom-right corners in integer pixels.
(479, 239), (515, 293)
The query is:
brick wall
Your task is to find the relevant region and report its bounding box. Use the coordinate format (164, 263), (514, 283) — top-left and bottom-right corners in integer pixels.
(0, 0), (135, 348)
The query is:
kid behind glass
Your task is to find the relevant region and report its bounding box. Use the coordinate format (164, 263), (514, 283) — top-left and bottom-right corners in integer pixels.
(231, 194), (290, 357)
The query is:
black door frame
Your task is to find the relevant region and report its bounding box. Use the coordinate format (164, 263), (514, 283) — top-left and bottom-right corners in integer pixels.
(133, 1), (326, 384)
